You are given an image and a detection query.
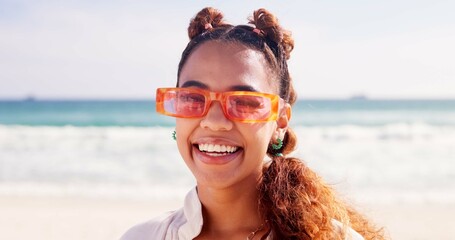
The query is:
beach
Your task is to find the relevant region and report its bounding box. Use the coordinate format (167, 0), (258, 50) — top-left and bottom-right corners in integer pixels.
(0, 195), (180, 240)
(1, 100), (454, 239)
(1, 194), (454, 240)
(2, 0), (455, 237)
(363, 202), (455, 239)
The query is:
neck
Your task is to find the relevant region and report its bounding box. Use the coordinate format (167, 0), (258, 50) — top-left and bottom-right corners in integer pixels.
(197, 174), (265, 237)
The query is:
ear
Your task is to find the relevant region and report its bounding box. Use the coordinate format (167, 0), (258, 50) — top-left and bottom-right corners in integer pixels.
(275, 103), (291, 139)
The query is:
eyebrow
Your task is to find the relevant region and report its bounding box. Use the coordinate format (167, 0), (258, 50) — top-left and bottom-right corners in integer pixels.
(180, 80), (208, 89)
(229, 85), (258, 92)
(181, 80), (259, 92)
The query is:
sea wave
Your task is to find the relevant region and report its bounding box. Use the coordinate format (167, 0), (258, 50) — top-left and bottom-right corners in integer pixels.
(1, 124), (454, 203)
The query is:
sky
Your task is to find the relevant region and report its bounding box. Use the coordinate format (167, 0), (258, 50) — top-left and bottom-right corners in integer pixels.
(0, 0), (454, 99)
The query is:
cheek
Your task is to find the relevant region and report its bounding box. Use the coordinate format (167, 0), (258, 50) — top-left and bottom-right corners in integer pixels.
(176, 119), (196, 138)
(242, 123), (275, 153)
(175, 119), (197, 159)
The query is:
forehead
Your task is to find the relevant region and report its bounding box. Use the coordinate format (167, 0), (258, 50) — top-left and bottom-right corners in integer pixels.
(178, 41), (277, 93)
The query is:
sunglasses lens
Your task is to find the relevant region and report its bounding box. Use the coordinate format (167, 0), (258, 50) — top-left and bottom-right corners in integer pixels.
(226, 94), (272, 121)
(162, 89), (206, 117)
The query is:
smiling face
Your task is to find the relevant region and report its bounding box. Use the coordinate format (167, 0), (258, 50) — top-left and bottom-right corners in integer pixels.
(176, 41), (284, 190)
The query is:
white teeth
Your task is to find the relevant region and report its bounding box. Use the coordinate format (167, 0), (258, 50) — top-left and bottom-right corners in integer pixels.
(214, 145), (221, 152)
(207, 144), (214, 152)
(198, 143), (238, 153)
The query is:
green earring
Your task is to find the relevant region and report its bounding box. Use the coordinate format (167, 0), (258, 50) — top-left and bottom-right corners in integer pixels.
(271, 138), (283, 150)
(172, 130), (176, 140)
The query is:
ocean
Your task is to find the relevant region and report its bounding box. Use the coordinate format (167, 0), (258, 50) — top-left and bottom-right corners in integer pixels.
(1, 99), (454, 204)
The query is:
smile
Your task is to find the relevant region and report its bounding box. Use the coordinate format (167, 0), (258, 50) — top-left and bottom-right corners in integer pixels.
(193, 142), (243, 165)
(197, 143), (239, 155)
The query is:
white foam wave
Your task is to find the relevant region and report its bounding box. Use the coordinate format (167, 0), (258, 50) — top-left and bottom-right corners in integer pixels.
(1, 124), (454, 204)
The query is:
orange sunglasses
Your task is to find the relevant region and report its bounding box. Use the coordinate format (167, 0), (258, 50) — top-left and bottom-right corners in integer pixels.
(156, 88), (287, 123)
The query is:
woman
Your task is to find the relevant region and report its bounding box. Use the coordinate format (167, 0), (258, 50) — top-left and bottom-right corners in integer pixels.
(121, 7), (385, 240)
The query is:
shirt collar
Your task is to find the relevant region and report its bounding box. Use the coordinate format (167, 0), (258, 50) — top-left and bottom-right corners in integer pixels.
(178, 187), (203, 238)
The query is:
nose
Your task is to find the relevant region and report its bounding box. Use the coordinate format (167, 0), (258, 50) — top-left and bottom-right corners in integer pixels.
(200, 101), (233, 131)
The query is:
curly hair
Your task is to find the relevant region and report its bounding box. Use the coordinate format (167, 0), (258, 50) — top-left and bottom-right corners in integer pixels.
(177, 7), (386, 240)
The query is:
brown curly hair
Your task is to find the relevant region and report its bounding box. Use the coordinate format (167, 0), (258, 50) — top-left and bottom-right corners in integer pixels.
(177, 7), (386, 240)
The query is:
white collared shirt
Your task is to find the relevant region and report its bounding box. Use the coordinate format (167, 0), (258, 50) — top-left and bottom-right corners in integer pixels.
(120, 188), (364, 240)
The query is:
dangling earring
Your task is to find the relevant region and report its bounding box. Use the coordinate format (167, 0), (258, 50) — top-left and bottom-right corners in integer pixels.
(271, 138), (283, 157)
(172, 130), (176, 141)
(271, 138), (283, 150)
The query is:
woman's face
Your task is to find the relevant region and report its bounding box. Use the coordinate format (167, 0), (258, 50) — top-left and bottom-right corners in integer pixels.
(176, 41), (288, 189)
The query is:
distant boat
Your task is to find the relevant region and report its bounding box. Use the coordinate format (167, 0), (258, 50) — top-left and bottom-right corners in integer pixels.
(349, 94), (368, 100)
(23, 95), (36, 102)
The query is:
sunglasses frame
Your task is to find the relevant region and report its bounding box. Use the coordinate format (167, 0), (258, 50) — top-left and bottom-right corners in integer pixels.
(156, 87), (285, 123)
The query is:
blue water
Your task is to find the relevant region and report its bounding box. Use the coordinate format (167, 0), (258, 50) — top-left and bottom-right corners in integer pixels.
(0, 100), (167, 127)
(1, 99), (454, 126)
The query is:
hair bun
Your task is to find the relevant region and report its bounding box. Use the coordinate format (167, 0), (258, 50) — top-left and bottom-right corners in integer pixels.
(249, 8), (294, 60)
(188, 7), (228, 40)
